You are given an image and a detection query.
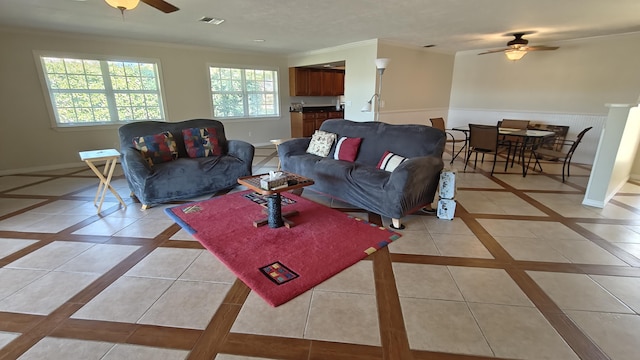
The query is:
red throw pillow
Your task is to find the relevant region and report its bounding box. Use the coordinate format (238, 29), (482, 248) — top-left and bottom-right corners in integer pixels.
(333, 137), (362, 162)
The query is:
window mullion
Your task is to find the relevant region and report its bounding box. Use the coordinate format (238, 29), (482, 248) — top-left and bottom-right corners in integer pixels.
(241, 70), (250, 116)
(100, 61), (119, 122)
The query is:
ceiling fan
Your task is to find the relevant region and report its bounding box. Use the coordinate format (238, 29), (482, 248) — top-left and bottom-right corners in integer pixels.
(105, 0), (179, 14)
(478, 32), (559, 61)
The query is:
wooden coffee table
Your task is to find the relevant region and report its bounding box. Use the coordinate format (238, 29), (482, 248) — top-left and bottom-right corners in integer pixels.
(237, 172), (314, 228)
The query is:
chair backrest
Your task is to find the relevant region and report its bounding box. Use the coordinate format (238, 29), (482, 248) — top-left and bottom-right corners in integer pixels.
(429, 117), (446, 131)
(500, 119), (530, 129)
(469, 124), (499, 152)
(566, 127), (592, 156)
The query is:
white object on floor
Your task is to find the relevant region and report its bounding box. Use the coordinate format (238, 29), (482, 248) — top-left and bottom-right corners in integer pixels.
(439, 170), (457, 200)
(437, 199), (456, 220)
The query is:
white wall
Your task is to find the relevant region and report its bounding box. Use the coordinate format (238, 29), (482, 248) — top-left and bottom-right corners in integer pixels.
(584, 105), (640, 207)
(447, 32), (640, 165)
(0, 27), (291, 174)
(377, 42), (455, 126)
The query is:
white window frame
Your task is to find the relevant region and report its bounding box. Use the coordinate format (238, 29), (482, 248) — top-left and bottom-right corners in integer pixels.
(207, 64), (280, 120)
(34, 51), (168, 129)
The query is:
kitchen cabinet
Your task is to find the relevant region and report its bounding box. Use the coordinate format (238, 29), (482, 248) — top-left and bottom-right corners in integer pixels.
(308, 70), (323, 96)
(322, 71), (345, 96)
(289, 67), (344, 96)
(290, 109), (343, 138)
(289, 68), (310, 96)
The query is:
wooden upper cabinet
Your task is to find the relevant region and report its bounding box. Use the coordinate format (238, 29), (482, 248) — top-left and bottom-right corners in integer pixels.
(334, 71), (345, 95)
(289, 67), (345, 96)
(289, 68), (310, 96)
(307, 70), (323, 96)
(321, 71), (334, 96)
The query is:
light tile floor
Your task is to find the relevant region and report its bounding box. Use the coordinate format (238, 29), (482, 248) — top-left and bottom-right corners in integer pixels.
(0, 145), (639, 359)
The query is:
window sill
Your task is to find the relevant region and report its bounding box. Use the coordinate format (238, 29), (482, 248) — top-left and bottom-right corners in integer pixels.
(52, 121), (166, 132)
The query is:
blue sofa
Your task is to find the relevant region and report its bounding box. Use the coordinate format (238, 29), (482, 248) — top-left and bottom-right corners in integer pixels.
(118, 119), (254, 208)
(279, 119), (445, 229)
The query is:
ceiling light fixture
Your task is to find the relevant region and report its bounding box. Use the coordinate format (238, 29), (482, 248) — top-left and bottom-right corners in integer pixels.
(105, 0), (139, 13)
(505, 49), (527, 61)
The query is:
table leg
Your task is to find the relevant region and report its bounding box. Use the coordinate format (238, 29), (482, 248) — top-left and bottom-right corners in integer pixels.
(252, 193), (299, 228)
(521, 138), (528, 177)
(460, 131), (469, 165)
(450, 137), (467, 164)
(267, 193), (284, 228)
(85, 158), (127, 214)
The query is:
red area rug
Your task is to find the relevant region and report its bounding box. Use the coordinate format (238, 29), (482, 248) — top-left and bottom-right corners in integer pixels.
(165, 190), (401, 307)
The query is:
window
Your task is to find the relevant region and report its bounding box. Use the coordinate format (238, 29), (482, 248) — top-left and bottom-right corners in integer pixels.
(39, 55), (165, 127)
(209, 66), (279, 119)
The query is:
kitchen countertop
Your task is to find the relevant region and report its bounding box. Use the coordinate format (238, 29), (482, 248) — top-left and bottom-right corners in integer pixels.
(290, 105), (344, 113)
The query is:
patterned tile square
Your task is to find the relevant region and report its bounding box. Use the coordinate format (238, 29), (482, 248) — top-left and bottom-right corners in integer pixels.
(231, 291), (311, 339)
(400, 297), (493, 356)
(470, 303), (579, 359)
(305, 291), (380, 346)
(567, 311), (640, 360)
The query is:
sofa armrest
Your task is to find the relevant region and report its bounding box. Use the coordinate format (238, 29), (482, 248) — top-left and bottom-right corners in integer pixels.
(120, 147), (152, 199)
(227, 140), (255, 163)
(121, 147), (152, 176)
(386, 155), (444, 207)
(278, 138), (311, 157)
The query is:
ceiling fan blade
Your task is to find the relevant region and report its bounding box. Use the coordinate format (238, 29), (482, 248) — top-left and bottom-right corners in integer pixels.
(478, 48), (510, 55)
(141, 0), (179, 13)
(523, 45), (559, 51)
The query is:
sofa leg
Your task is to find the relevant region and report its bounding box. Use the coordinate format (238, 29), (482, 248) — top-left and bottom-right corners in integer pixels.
(141, 204), (150, 210)
(390, 218), (405, 230)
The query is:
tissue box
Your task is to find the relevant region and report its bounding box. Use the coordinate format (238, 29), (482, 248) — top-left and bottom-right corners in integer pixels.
(437, 199), (456, 220)
(260, 175), (288, 190)
(439, 170), (456, 199)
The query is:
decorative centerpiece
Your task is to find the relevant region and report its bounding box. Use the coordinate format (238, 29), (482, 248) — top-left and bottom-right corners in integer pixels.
(260, 171), (288, 190)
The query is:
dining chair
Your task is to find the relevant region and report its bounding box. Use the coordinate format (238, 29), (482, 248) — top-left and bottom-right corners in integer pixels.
(429, 117), (467, 164)
(498, 119), (530, 167)
(527, 126), (592, 182)
(464, 124), (512, 175)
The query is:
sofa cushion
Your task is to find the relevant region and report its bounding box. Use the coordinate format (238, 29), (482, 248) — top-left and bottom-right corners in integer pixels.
(377, 151), (407, 172)
(182, 127), (222, 158)
(306, 130), (337, 157)
(132, 131), (178, 166)
(333, 136), (362, 162)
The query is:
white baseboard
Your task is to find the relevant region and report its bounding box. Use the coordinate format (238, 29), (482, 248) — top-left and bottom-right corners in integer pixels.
(581, 198), (605, 208)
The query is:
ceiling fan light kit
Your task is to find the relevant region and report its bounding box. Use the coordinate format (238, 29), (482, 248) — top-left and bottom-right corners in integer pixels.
(105, 0), (140, 11)
(105, 0), (179, 14)
(479, 32), (558, 62)
(505, 49), (527, 61)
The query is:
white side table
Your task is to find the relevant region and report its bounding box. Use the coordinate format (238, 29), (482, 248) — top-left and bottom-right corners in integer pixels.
(79, 149), (127, 214)
(270, 139), (284, 170)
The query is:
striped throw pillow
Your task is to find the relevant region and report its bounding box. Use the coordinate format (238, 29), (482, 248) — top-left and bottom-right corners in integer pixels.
(377, 151), (407, 172)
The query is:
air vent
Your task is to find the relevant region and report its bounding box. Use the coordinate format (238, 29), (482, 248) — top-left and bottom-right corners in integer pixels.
(199, 17), (225, 25)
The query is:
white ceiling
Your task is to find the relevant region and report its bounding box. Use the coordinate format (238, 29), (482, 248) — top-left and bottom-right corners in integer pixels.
(1, 0), (640, 55)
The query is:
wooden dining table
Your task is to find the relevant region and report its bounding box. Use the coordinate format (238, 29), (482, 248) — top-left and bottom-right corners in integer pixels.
(451, 126), (556, 177)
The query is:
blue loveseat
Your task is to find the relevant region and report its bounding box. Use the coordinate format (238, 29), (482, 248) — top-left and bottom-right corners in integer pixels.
(278, 119), (445, 229)
(118, 119), (254, 208)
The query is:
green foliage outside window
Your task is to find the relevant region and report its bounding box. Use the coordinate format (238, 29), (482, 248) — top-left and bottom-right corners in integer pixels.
(209, 66), (279, 119)
(41, 56), (164, 126)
